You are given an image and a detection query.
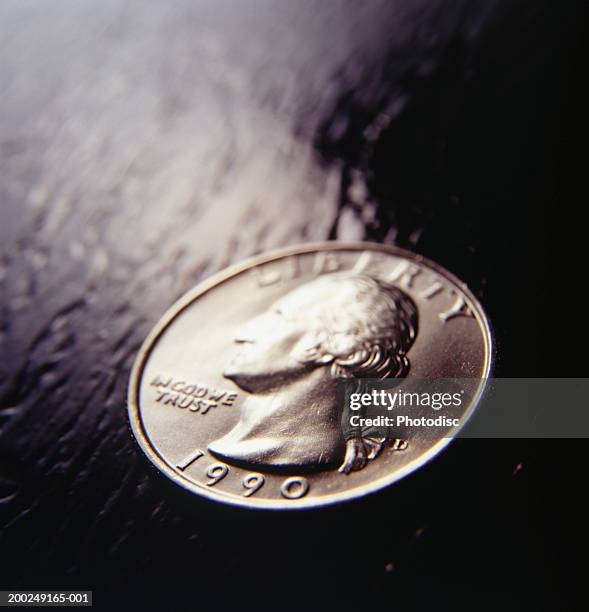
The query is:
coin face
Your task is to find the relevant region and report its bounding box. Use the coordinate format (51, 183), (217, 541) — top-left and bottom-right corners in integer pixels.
(128, 242), (493, 509)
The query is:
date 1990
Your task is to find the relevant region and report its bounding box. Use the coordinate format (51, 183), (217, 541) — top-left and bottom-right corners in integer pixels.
(175, 449), (310, 500)
(0, 592), (92, 607)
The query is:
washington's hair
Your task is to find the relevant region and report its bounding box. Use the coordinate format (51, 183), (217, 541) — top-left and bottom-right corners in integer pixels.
(288, 272), (418, 379)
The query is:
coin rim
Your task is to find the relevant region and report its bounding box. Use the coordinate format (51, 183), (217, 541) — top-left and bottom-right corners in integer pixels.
(127, 242), (494, 510)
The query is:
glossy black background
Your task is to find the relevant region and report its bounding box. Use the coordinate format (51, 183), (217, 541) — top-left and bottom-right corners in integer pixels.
(1, 2), (586, 610)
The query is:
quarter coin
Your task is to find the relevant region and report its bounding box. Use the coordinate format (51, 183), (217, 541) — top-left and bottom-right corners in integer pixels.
(127, 242), (493, 509)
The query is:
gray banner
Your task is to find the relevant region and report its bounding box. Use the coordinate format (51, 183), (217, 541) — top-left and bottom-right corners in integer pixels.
(338, 378), (589, 439)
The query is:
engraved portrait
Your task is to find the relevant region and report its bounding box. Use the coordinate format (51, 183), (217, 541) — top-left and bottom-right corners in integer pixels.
(208, 271), (418, 474)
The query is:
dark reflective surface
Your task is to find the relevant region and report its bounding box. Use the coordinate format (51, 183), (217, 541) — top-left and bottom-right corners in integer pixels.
(1, 1), (586, 610)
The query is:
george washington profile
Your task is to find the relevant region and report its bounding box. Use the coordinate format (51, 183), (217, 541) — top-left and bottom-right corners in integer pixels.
(208, 271), (418, 474)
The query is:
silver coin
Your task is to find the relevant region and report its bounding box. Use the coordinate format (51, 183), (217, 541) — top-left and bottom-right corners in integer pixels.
(127, 242), (493, 509)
